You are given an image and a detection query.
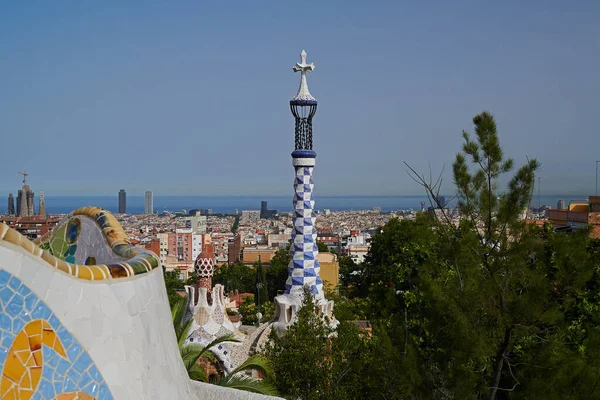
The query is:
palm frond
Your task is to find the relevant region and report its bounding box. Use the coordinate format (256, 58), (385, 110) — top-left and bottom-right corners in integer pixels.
(188, 364), (208, 383)
(180, 343), (204, 370)
(197, 333), (241, 359)
(177, 317), (195, 349)
(227, 354), (273, 380)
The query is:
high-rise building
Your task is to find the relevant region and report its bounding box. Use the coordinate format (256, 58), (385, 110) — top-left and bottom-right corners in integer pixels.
(144, 190), (153, 215)
(16, 177), (34, 217)
(7, 194), (15, 216)
(260, 201), (277, 218)
(557, 199), (566, 210)
(17, 190), (22, 216)
(261, 201), (268, 215)
(118, 189), (126, 214)
(26, 190), (35, 216)
(39, 192), (46, 217)
(273, 50), (335, 333)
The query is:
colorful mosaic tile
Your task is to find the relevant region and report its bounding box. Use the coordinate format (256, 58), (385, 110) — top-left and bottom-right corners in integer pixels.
(0, 207), (160, 281)
(0, 269), (112, 400)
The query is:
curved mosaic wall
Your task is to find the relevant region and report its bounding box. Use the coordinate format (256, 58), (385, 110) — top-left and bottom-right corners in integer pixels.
(0, 269), (112, 400)
(0, 207), (160, 281)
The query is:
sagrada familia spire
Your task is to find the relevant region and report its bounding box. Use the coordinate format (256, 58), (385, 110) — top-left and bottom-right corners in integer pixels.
(273, 50), (336, 333)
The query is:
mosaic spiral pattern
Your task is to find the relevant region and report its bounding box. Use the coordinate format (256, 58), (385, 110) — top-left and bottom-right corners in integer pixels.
(285, 164), (323, 297)
(0, 270), (112, 400)
(0, 207), (159, 281)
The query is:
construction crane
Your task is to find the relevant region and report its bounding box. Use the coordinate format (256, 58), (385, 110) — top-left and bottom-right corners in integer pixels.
(18, 171), (28, 184)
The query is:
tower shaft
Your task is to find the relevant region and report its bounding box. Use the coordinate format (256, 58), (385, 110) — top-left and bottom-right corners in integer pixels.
(273, 50), (336, 333)
(286, 159), (323, 298)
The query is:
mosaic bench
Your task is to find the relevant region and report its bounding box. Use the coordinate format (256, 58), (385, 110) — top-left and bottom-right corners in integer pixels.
(0, 207), (277, 400)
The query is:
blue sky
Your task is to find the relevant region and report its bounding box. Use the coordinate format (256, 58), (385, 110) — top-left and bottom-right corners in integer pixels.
(1, 1), (598, 196)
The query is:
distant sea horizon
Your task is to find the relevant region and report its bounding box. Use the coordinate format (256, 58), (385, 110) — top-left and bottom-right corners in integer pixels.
(0, 194), (590, 215)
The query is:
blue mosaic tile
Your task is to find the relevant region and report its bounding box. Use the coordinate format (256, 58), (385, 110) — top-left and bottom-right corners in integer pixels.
(67, 343), (83, 361)
(57, 358), (71, 375)
(25, 292), (37, 311)
(38, 378), (55, 399)
(13, 313), (25, 332)
(74, 351), (93, 373)
(0, 270), (10, 288)
(8, 276), (20, 290)
(99, 384), (111, 400)
(67, 368), (81, 385)
(20, 309), (32, 323)
(0, 313), (11, 331)
(0, 286), (14, 305)
(1, 331), (14, 348)
(18, 282), (31, 296)
(47, 352), (59, 368)
(31, 301), (51, 319)
(64, 376), (78, 392)
(0, 347), (7, 365)
(89, 364), (103, 381)
(0, 269), (113, 399)
(53, 380), (64, 395)
(49, 314), (60, 330)
(57, 325), (73, 349)
(7, 293), (24, 317)
(79, 371), (92, 390)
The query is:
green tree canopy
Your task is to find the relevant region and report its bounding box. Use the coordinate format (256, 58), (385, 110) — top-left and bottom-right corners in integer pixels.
(262, 111), (600, 399)
(212, 262), (255, 293)
(317, 241), (330, 253)
(265, 247), (290, 300)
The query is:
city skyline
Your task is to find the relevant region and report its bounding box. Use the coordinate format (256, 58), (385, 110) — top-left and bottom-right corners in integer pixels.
(1, 1), (599, 196)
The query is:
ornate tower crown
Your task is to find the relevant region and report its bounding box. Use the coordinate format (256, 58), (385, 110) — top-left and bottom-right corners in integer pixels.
(290, 50), (317, 152)
(292, 50), (316, 104)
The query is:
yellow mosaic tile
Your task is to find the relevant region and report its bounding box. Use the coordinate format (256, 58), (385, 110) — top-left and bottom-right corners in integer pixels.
(4, 387), (17, 399)
(19, 387), (33, 400)
(1, 374), (12, 394)
(29, 367), (41, 391)
(90, 267), (106, 280)
(3, 351), (26, 383)
(25, 320), (41, 336)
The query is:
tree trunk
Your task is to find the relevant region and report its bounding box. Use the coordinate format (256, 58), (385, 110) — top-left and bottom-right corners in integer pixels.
(488, 327), (512, 400)
(403, 305), (408, 358)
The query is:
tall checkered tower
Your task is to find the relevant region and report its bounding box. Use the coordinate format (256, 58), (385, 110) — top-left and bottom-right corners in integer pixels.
(273, 50), (335, 333)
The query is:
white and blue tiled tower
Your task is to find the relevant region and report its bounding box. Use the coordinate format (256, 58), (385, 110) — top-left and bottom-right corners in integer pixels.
(274, 50), (335, 333)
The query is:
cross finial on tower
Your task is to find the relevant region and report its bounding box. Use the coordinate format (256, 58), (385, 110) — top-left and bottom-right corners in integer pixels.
(292, 50), (316, 102)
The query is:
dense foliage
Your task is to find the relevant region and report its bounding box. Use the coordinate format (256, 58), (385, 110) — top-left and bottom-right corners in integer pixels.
(263, 111), (600, 399)
(254, 260), (269, 306)
(265, 248), (290, 300)
(212, 262), (255, 293)
(212, 248), (290, 302)
(239, 295), (274, 325)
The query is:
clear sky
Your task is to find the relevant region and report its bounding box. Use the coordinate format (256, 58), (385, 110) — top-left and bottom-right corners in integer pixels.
(1, 1), (598, 197)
